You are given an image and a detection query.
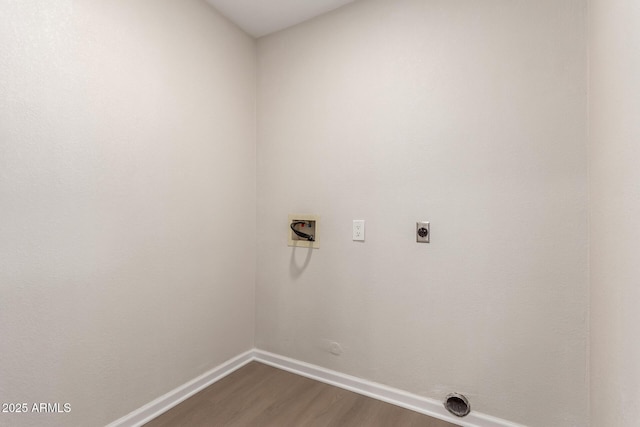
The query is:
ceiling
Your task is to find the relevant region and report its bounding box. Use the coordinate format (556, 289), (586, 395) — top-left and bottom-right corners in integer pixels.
(206, 0), (357, 38)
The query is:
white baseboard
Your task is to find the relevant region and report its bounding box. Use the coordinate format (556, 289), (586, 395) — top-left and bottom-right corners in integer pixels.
(107, 348), (525, 427)
(106, 350), (254, 427)
(253, 349), (526, 427)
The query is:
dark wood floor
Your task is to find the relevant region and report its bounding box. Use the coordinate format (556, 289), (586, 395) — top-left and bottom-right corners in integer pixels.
(144, 361), (459, 427)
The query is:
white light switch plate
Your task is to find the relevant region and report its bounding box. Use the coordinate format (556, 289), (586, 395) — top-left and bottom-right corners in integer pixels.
(353, 220), (365, 241)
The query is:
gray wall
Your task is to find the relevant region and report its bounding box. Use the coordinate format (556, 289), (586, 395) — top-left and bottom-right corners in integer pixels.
(0, 1), (256, 425)
(589, 0), (640, 425)
(256, 1), (589, 425)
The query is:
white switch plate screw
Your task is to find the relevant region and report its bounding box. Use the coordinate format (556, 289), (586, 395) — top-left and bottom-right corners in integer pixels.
(353, 220), (365, 241)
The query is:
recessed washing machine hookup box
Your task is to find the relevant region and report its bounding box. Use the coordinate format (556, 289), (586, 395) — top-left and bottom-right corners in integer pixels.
(288, 214), (320, 249)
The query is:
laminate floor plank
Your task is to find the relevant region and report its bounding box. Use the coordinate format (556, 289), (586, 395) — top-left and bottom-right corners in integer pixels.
(144, 362), (460, 427)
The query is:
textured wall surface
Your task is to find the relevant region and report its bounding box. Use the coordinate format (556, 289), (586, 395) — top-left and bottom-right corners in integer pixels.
(1, 0), (598, 426)
(256, 0), (589, 425)
(589, 0), (640, 425)
(0, 1), (256, 425)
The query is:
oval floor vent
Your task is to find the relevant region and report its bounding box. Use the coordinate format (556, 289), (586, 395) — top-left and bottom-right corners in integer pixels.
(444, 392), (471, 417)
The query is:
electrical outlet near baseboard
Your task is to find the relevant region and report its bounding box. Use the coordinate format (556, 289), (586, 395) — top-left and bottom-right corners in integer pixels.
(288, 214), (320, 249)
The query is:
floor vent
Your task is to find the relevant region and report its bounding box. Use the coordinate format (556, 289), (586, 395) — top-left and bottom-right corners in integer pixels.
(444, 392), (471, 417)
